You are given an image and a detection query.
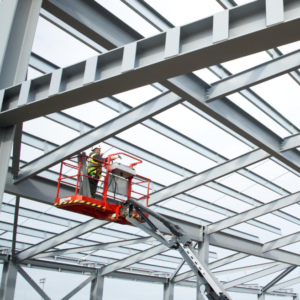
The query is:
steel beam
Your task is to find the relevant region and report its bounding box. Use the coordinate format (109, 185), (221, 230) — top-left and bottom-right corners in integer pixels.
(12, 123), (22, 175)
(0, 261), (18, 300)
(90, 272), (104, 300)
(14, 218), (108, 263)
(6, 166), (300, 266)
(18, 266), (51, 300)
(224, 264), (290, 289)
(263, 231), (300, 253)
(124, 0), (299, 137)
(268, 277), (300, 293)
(28, 52), (291, 201)
(61, 274), (95, 300)
(148, 149), (269, 205)
(0, 0), (42, 210)
(15, 92), (182, 183)
(173, 253), (249, 283)
(99, 244), (168, 276)
(210, 232), (300, 266)
(34, 236), (154, 258)
(207, 192), (300, 235)
(262, 266), (297, 293)
(42, 0), (143, 50)
(164, 281), (174, 300)
(2, 0), (300, 126)
(281, 134), (300, 152)
(11, 196), (19, 261)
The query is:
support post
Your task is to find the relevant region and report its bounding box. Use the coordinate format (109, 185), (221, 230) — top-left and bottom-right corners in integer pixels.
(197, 227), (209, 300)
(90, 271), (104, 300)
(258, 293), (265, 300)
(11, 196), (20, 261)
(164, 281), (174, 300)
(0, 0), (42, 207)
(0, 261), (18, 300)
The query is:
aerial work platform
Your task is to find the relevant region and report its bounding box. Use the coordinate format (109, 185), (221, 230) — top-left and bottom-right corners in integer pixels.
(54, 152), (151, 225)
(54, 152), (230, 300)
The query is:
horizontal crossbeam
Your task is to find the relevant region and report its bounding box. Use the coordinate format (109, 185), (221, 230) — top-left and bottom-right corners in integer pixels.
(207, 192), (300, 235)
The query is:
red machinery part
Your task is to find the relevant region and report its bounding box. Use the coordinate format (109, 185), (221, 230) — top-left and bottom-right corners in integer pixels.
(54, 153), (151, 225)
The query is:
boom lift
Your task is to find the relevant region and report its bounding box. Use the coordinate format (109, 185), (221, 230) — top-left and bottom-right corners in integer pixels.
(54, 153), (231, 300)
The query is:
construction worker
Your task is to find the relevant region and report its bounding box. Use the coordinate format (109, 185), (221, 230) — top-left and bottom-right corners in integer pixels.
(87, 146), (118, 198)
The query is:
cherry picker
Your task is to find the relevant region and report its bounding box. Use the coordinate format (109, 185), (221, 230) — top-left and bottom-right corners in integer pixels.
(54, 152), (231, 300)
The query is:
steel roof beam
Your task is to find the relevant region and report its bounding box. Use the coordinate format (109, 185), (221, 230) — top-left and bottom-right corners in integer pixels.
(14, 218), (108, 263)
(20, 129), (282, 235)
(99, 244), (168, 276)
(41, 0), (143, 50)
(267, 276), (300, 293)
(122, 0), (299, 135)
(14, 92), (182, 183)
(223, 264), (290, 289)
(2, 0), (300, 126)
(215, 0), (300, 86)
(207, 192), (300, 235)
(27, 53), (293, 200)
(18, 266), (51, 300)
(262, 265), (297, 293)
(263, 231), (300, 253)
(148, 149), (269, 205)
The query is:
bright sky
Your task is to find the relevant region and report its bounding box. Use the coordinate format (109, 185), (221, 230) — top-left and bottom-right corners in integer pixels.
(3, 0), (300, 299)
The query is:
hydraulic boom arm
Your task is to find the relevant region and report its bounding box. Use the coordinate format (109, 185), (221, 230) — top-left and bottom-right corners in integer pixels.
(121, 199), (231, 300)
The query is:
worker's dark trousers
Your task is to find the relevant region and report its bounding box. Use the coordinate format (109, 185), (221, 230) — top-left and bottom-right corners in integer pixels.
(88, 173), (99, 198)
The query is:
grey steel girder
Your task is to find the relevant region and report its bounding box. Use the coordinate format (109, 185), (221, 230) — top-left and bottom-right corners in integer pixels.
(28, 52), (291, 199)
(90, 272), (104, 300)
(216, 0), (300, 86)
(14, 92), (182, 183)
(99, 244), (168, 276)
(223, 264), (290, 289)
(61, 275), (95, 300)
(2, 0), (300, 126)
(148, 149), (269, 205)
(20, 129), (282, 235)
(14, 218), (109, 263)
(18, 266), (51, 300)
(0, 261), (18, 300)
(263, 231), (300, 253)
(207, 192), (300, 234)
(122, 0), (300, 135)
(34, 236), (155, 259)
(268, 276), (300, 293)
(5, 163), (257, 243)
(262, 265), (297, 293)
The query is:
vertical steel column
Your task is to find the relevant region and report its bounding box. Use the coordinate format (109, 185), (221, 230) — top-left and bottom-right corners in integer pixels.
(11, 196), (20, 261)
(197, 227), (209, 300)
(0, 261), (18, 300)
(0, 0), (42, 207)
(90, 271), (104, 300)
(163, 281), (174, 300)
(258, 293), (265, 300)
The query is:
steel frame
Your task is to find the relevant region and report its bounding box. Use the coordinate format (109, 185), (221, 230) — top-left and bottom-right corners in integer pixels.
(1, 0), (300, 299)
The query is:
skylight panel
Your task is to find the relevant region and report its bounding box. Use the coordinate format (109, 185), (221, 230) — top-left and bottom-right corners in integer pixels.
(242, 184), (281, 204)
(62, 102), (118, 128)
(251, 74), (300, 129)
(23, 117), (79, 146)
(272, 172), (300, 193)
(114, 85), (161, 108)
(32, 17), (98, 68)
(279, 41), (300, 54)
(153, 104), (251, 160)
(116, 124), (217, 175)
(145, 0), (223, 27)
